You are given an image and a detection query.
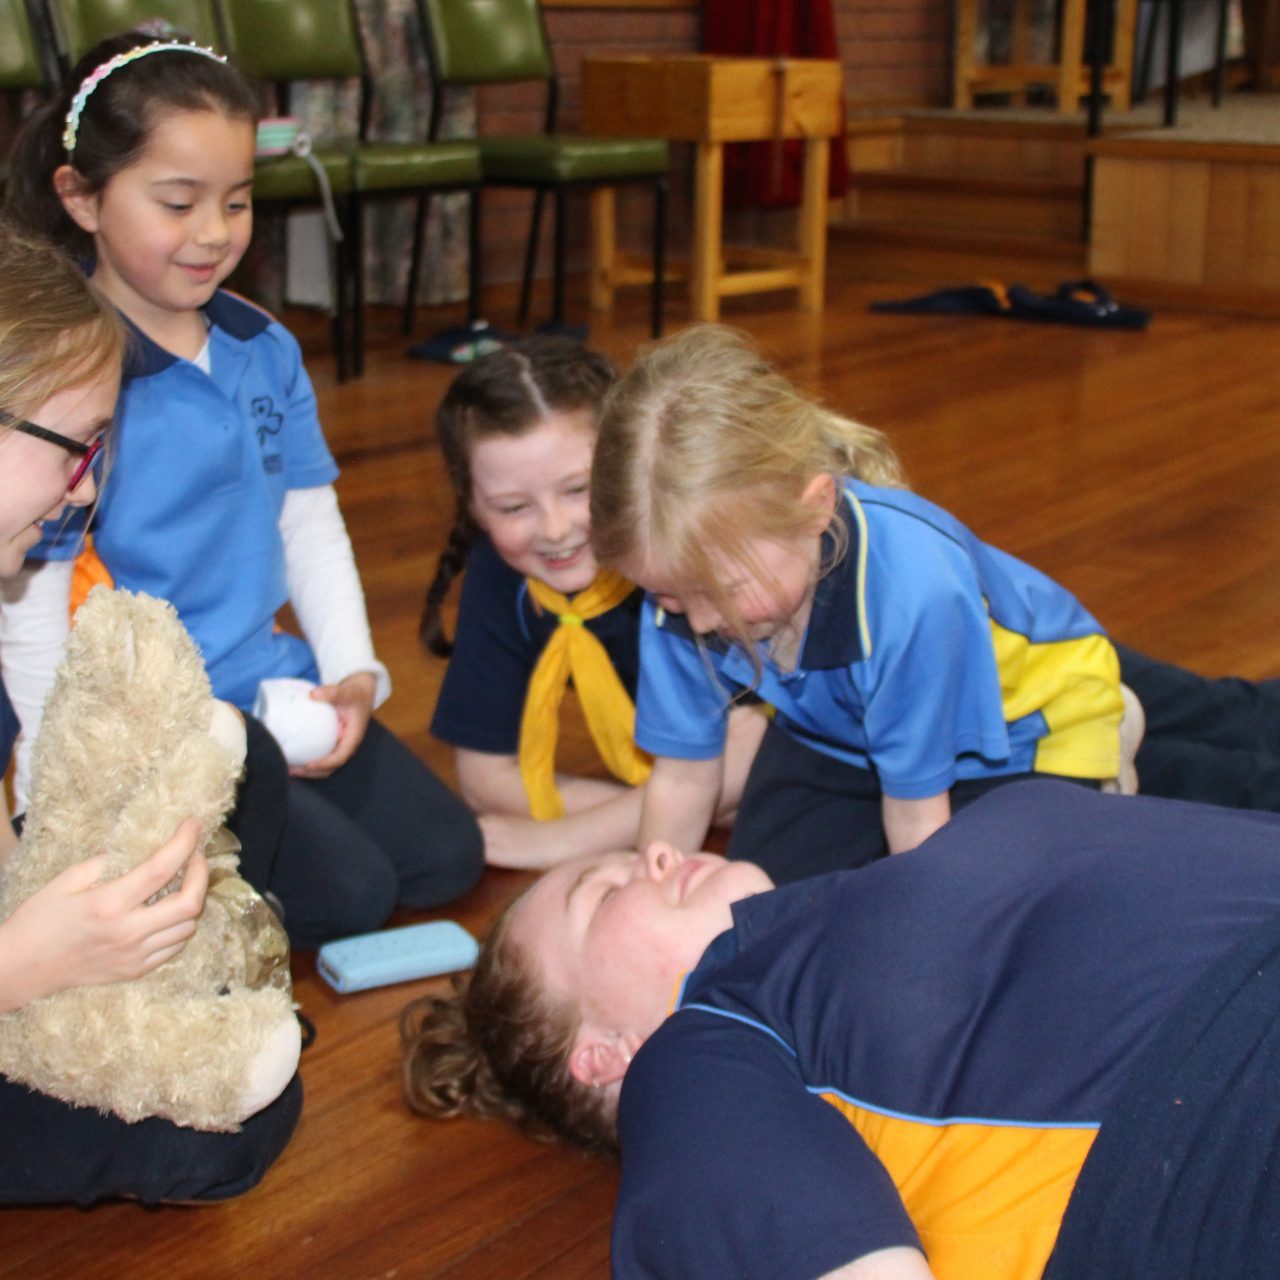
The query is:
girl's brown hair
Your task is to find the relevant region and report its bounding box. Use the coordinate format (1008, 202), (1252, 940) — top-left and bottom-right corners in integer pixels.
(591, 324), (905, 657)
(420, 336), (616, 657)
(400, 901), (618, 1157)
(6, 31), (259, 261)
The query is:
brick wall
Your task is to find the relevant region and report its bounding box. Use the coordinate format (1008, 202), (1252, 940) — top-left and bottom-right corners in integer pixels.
(834, 0), (951, 108)
(476, 1), (950, 291)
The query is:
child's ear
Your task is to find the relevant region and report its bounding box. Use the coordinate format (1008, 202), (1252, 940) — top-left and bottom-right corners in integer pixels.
(568, 1031), (630, 1089)
(53, 165), (101, 235)
(800, 472), (838, 535)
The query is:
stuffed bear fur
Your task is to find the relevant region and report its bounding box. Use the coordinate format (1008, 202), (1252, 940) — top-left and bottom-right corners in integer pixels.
(0, 588), (301, 1130)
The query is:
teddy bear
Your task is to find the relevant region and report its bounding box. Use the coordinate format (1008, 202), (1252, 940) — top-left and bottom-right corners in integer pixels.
(0, 587), (301, 1130)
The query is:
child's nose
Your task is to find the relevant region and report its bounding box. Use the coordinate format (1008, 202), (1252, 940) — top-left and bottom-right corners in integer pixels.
(194, 208), (230, 247)
(541, 501), (572, 543)
(65, 468), (97, 508)
(685, 597), (721, 634)
(639, 841), (682, 883)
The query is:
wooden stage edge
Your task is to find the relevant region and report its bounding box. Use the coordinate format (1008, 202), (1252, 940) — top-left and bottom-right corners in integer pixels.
(841, 95), (1280, 318)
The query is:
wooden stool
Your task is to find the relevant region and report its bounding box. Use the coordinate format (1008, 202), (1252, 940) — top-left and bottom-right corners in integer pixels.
(953, 0), (1139, 115)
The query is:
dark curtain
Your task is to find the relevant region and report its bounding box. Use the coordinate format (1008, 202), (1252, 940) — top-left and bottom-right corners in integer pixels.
(701, 0), (850, 209)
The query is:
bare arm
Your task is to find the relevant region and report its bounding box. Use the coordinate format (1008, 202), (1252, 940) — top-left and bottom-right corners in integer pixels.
(0, 820), (208, 1013)
(881, 791), (951, 855)
(459, 706), (764, 868)
(821, 1246), (935, 1280)
(638, 753), (723, 854)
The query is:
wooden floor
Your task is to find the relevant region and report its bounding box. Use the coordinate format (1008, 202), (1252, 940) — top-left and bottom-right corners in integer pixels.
(5, 239), (1280, 1276)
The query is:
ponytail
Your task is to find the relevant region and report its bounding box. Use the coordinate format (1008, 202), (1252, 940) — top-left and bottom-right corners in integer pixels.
(418, 513), (477, 658)
(400, 905), (618, 1157)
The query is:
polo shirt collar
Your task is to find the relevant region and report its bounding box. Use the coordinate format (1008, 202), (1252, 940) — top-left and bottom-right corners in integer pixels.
(798, 489), (867, 669)
(122, 290), (272, 378)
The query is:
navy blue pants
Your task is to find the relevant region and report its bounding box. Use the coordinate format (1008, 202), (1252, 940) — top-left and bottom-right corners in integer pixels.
(724, 721), (1096, 881)
(726, 646), (1280, 884)
(1118, 645), (1280, 811)
(233, 716), (482, 949)
(0, 1072), (301, 1206)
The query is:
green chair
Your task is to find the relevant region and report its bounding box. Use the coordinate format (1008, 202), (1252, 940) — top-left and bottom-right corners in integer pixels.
(219, 0), (483, 378)
(44, 0), (359, 380)
(417, 0), (668, 338)
(42, 0), (224, 66)
(0, 0), (57, 195)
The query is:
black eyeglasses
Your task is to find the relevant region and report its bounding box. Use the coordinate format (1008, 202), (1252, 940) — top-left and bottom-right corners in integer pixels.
(1, 408), (105, 495)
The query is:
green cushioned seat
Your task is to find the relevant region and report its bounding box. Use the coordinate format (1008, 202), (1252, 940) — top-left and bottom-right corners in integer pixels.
(353, 141), (482, 192)
(0, 0), (50, 92)
(252, 149), (356, 203)
(478, 136), (669, 185)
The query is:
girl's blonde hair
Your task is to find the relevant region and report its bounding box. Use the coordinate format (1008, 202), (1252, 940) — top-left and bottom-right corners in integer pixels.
(591, 324), (904, 651)
(401, 900), (619, 1158)
(0, 219), (124, 419)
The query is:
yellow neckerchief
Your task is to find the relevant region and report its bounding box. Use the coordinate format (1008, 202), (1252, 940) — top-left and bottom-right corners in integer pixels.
(519, 569), (653, 820)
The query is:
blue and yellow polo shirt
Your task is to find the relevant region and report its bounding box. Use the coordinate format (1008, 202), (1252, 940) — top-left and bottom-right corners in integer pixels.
(634, 479), (1122, 797)
(611, 782), (1280, 1279)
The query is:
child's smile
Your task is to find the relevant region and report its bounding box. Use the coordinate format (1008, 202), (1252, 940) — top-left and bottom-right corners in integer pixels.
(62, 108), (255, 357)
(469, 409), (601, 595)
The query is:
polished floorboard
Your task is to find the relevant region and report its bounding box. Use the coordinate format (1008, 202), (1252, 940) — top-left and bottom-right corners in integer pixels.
(3, 238), (1280, 1277)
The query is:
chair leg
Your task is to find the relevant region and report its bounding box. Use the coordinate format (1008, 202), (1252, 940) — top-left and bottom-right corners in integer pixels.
(350, 192), (364, 380)
(652, 175), (667, 339)
(403, 194), (427, 335)
(329, 197), (352, 384)
(467, 186), (482, 327)
(519, 189), (546, 327)
(1213, 0), (1230, 105)
(552, 187), (567, 329)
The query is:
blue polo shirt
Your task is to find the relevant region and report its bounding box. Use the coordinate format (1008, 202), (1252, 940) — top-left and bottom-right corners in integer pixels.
(634, 480), (1122, 797)
(31, 291), (338, 709)
(431, 535), (644, 755)
(612, 782), (1280, 1279)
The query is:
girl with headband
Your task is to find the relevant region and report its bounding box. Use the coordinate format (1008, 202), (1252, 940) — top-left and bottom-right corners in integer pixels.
(4, 33), (482, 947)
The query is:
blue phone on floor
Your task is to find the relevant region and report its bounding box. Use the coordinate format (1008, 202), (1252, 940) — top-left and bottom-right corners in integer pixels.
(316, 920), (479, 993)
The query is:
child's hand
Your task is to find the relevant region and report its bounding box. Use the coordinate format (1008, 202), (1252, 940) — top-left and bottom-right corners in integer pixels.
(0, 819), (208, 1011)
(290, 672), (377, 778)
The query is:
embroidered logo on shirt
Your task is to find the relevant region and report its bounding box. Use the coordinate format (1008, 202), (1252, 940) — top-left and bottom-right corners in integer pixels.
(251, 396), (284, 475)
(251, 396), (284, 447)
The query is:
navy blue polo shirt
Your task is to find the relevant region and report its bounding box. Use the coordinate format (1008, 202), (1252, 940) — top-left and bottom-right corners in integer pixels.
(612, 781), (1280, 1279)
(430, 536), (644, 755)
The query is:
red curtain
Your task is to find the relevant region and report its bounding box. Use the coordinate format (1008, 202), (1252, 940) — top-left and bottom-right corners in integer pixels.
(701, 0), (850, 209)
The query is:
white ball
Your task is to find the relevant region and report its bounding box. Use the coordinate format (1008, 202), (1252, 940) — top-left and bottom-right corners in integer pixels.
(252, 677), (341, 766)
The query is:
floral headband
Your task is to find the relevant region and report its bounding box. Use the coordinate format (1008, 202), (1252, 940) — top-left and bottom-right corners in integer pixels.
(62, 41), (228, 156)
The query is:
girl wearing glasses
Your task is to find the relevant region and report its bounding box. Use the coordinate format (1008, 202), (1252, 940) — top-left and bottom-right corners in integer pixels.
(4, 34), (483, 947)
(0, 220), (301, 1204)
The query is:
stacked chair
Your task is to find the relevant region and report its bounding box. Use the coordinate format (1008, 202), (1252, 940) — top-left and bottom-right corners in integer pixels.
(0, 0), (58, 194)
